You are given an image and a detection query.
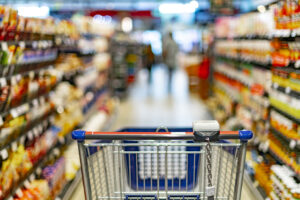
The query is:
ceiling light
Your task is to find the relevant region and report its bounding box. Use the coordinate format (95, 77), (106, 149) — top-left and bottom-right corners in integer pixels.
(190, 0), (199, 9)
(16, 5), (49, 18)
(121, 17), (133, 33)
(257, 5), (266, 13)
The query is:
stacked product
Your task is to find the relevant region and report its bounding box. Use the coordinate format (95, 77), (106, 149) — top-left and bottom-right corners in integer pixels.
(210, 2), (300, 199)
(269, 165), (300, 200)
(0, 7), (117, 200)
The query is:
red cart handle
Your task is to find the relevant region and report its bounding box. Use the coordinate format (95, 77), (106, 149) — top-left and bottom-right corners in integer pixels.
(72, 130), (252, 142)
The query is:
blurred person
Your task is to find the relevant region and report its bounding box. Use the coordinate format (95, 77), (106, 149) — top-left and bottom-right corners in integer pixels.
(144, 44), (155, 83)
(162, 32), (179, 91)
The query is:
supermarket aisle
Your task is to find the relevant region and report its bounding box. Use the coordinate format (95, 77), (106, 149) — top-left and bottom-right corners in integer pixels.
(112, 65), (212, 129)
(71, 65), (255, 200)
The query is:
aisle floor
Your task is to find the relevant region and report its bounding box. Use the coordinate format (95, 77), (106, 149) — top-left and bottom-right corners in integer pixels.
(71, 65), (255, 200)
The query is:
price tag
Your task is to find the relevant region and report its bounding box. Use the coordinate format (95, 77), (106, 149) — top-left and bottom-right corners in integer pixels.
(11, 141), (17, 152)
(28, 131), (34, 141)
(43, 120), (48, 129)
(29, 174), (35, 182)
(33, 99), (39, 107)
(33, 127), (39, 137)
(262, 141), (269, 153)
(40, 96), (45, 105)
(20, 135), (26, 145)
(0, 78), (7, 87)
(16, 74), (21, 81)
(32, 41), (38, 49)
(285, 87), (291, 94)
(50, 116), (55, 123)
(0, 116), (3, 126)
(1, 42), (8, 50)
(10, 108), (18, 118)
(38, 125), (43, 134)
(11, 76), (17, 85)
(16, 188), (23, 197)
(295, 60), (300, 69)
(19, 41), (25, 49)
(1, 149), (8, 160)
(254, 137), (260, 145)
(36, 167), (42, 175)
(59, 137), (65, 144)
(53, 148), (60, 156)
(290, 140), (296, 149)
(24, 180), (30, 189)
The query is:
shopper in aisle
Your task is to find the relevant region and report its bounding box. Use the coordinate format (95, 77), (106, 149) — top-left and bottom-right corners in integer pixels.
(162, 31), (179, 91)
(144, 44), (155, 83)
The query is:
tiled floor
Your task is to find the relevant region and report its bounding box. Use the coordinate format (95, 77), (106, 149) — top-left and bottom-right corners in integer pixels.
(70, 65), (256, 200)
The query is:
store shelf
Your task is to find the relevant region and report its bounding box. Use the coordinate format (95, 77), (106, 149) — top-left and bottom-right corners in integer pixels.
(0, 85), (56, 117)
(56, 99), (118, 200)
(0, 112), (54, 152)
(270, 105), (300, 124)
(3, 133), (69, 200)
(244, 173), (266, 200)
(56, 170), (81, 200)
(216, 55), (271, 70)
(270, 126), (300, 150)
(215, 35), (272, 40)
(58, 49), (95, 57)
(0, 64), (55, 81)
(268, 148), (300, 180)
(272, 84), (300, 99)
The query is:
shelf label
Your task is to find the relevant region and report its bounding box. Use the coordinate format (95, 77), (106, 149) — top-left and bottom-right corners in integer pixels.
(33, 99), (39, 107)
(58, 136), (65, 144)
(285, 87), (291, 94)
(10, 109), (18, 118)
(16, 188), (23, 197)
(33, 127), (39, 137)
(24, 180), (30, 189)
(20, 135), (26, 145)
(11, 141), (17, 152)
(290, 140), (296, 149)
(43, 120), (48, 129)
(1, 149), (8, 160)
(295, 60), (300, 68)
(53, 148), (60, 156)
(1, 42), (8, 50)
(40, 96), (46, 105)
(38, 125), (43, 134)
(29, 174), (35, 182)
(0, 78), (7, 86)
(36, 167), (42, 175)
(0, 116), (3, 126)
(19, 41), (25, 49)
(28, 131), (34, 141)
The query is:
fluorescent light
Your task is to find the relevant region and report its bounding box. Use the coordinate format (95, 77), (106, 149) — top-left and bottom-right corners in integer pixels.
(257, 5), (266, 13)
(159, 3), (197, 14)
(189, 0), (199, 9)
(121, 17), (133, 33)
(17, 5), (49, 18)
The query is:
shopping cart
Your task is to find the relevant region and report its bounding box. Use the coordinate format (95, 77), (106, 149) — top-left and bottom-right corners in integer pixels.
(72, 120), (252, 200)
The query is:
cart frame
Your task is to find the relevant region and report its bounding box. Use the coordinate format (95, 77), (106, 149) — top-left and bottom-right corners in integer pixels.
(73, 123), (252, 200)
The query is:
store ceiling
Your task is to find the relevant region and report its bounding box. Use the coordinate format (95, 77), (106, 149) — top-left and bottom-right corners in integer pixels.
(2, 0), (275, 12)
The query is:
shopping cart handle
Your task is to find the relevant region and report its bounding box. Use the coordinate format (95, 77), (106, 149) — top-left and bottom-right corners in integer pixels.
(72, 129), (253, 142)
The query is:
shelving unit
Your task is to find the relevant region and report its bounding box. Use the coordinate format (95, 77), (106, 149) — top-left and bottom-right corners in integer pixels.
(211, 3), (300, 199)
